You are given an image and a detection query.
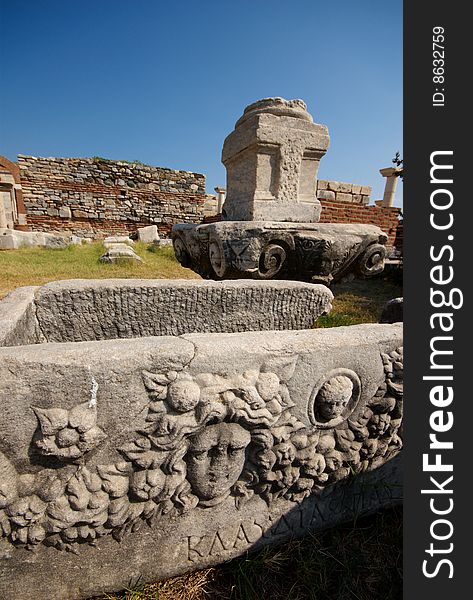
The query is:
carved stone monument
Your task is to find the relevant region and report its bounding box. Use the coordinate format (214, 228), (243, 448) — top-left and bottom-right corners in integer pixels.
(0, 280), (402, 599)
(172, 98), (387, 283)
(221, 97), (329, 223)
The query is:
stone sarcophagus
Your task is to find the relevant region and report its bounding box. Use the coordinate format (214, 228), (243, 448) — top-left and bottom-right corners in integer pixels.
(0, 280), (402, 600)
(172, 98), (387, 284)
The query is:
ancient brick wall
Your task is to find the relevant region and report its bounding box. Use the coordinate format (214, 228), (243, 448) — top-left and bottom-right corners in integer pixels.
(318, 201), (401, 247)
(18, 156), (206, 237)
(316, 179), (402, 249)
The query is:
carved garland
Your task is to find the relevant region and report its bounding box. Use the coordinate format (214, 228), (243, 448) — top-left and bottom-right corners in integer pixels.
(0, 348), (403, 552)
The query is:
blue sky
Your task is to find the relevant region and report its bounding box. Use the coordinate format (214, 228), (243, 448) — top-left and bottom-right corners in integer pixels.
(0, 0), (402, 206)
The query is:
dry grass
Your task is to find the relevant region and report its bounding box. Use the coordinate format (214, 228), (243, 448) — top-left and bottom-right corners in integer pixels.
(98, 508), (402, 600)
(0, 242), (199, 299)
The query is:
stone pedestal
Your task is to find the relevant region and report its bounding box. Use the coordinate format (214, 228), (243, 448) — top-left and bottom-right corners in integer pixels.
(172, 98), (387, 284)
(222, 98), (329, 223)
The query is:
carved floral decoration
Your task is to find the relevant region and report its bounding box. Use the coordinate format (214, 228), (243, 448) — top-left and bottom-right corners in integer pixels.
(0, 348), (403, 552)
(32, 402), (106, 460)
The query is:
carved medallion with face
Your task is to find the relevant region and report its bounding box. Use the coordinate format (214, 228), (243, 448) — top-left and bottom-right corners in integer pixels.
(185, 422), (251, 505)
(316, 375), (353, 422)
(309, 369), (361, 428)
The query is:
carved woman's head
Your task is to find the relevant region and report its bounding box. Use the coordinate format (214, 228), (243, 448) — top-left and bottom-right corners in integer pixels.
(185, 422), (251, 505)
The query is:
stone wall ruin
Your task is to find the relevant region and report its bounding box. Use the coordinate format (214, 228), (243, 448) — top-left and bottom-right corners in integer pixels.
(17, 155), (207, 238)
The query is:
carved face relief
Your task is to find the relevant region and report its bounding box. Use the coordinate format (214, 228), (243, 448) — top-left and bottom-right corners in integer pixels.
(185, 423), (251, 505)
(316, 376), (353, 421)
(309, 369), (361, 428)
(0, 351), (403, 554)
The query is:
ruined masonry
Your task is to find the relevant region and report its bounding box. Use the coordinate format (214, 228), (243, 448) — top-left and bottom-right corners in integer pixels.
(172, 98), (389, 284)
(0, 277), (402, 600)
(0, 98), (403, 600)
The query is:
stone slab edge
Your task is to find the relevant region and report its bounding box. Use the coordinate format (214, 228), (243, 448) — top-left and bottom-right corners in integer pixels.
(0, 286), (45, 347)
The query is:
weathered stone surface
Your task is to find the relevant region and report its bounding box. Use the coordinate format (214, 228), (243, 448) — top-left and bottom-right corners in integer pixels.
(99, 244), (143, 263)
(0, 228), (69, 250)
(2, 279), (332, 344)
(155, 238), (173, 247)
(173, 221), (388, 284)
(18, 155), (207, 238)
(171, 97), (388, 283)
(336, 192), (353, 203)
(327, 181), (341, 192)
(380, 297), (404, 323)
(0, 310), (403, 599)
(58, 207), (72, 218)
(0, 286), (45, 346)
(137, 224), (160, 243)
(103, 236), (135, 248)
(221, 98), (330, 223)
(316, 190), (336, 201)
(338, 182), (353, 193)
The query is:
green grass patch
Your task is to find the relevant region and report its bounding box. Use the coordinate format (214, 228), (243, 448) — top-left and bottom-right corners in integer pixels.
(0, 242), (199, 299)
(316, 278), (402, 327)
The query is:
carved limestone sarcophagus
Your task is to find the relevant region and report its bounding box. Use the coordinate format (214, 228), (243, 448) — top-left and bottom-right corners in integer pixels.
(0, 280), (402, 600)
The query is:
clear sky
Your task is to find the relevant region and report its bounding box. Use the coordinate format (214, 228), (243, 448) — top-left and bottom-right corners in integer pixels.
(0, 0), (402, 207)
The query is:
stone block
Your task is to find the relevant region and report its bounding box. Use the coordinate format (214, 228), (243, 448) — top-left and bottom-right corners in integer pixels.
(99, 244), (143, 263)
(327, 181), (341, 192)
(222, 98), (329, 223)
(336, 192), (353, 203)
(103, 236), (135, 248)
(172, 221), (388, 284)
(0, 281), (403, 599)
(59, 207), (72, 218)
(137, 224), (160, 243)
(317, 179), (328, 190)
(73, 210), (89, 219)
(380, 297), (403, 323)
(361, 186), (372, 196)
(0, 229), (67, 250)
(352, 184), (362, 195)
(338, 182), (353, 193)
(316, 190), (336, 201)
(0, 229), (18, 249)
